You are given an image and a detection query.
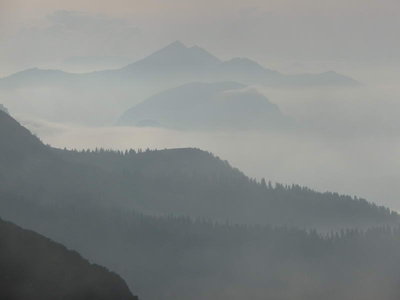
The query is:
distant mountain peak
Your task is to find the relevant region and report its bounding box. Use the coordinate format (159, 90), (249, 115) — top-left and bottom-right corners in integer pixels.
(123, 41), (222, 71)
(117, 81), (286, 130)
(0, 42), (358, 89)
(167, 40), (187, 49)
(149, 40), (188, 55)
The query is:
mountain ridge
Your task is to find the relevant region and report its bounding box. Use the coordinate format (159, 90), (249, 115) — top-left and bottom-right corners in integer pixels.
(0, 41), (359, 88)
(2, 110), (400, 300)
(117, 81), (288, 130)
(0, 109), (396, 230)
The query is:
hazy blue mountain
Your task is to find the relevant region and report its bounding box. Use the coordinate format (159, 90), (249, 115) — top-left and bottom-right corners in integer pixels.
(0, 41), (358, 89)
(113, 41), (358, 87)
(0, 217), (138, 300)
(120, 41), (222, 75)
(0, 41), (359, 125)
(118, 82), (289, 130)
(217, 57), (279, 83)
(0, 67), (77, 89)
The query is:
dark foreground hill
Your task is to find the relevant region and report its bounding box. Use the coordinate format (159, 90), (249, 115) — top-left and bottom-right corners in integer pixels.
(0, 217), (138, 300)
(2, 199), (400, 300)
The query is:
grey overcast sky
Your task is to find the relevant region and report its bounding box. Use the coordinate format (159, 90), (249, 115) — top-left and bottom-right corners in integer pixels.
(1, 0), (400, 76)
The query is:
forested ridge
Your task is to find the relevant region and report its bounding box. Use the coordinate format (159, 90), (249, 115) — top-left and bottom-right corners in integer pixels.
(59, 147), (397, 230)
(0, 109), (396, 230)
(2, 194), (400, 300)
(1, 109), (400, 300)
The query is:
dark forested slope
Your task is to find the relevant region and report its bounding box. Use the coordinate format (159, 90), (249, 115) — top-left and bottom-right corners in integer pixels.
(0, 109), (397, 230)
(2, 200), (400, 300)
(2, 110), (400, 300)
(58, 147), (398, 230)
(0, 217), (137, 300)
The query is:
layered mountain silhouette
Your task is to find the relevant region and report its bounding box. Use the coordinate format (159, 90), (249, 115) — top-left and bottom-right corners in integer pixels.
(0, 217), (138, 300)
(0, 109), (397, 230)
(0, 41), (358, 89)
(0, 41), (359, 125)
(121, 41), (222, 73)
(5, 203), (400, 300)
(118, 82), (289, 130)
(2, 110), (400, 300)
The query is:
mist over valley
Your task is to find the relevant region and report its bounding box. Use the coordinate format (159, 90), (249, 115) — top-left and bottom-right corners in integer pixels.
(1, 1), (400, 299)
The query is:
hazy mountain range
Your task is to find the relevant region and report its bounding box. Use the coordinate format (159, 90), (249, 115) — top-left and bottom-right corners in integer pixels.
(0, 41), (359, 125)
(0, 41), (358, 89)
(118, 81), (290, 130)
(2, 2), (398, 300)
(1, 110), (400, 300)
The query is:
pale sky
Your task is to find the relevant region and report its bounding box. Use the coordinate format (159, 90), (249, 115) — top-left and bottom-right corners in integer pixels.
(1, 0), (400, 76)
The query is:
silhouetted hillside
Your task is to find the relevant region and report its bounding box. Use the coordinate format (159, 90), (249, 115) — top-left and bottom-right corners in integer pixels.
(58, 147), (398, 230)
(0, 217), (138, 300)
(2, 110), (400, 300)
(0, 108), (49, 168)
(118, 82), (289, 130)
(0, 110), (397, 230)
(2, 199), (400, 300)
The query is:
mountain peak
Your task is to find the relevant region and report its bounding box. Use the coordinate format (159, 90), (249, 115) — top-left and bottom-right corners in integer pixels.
(152, 41), (188, 54)
(167, 40), (187, 49)
(123, 41), (221, 71)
